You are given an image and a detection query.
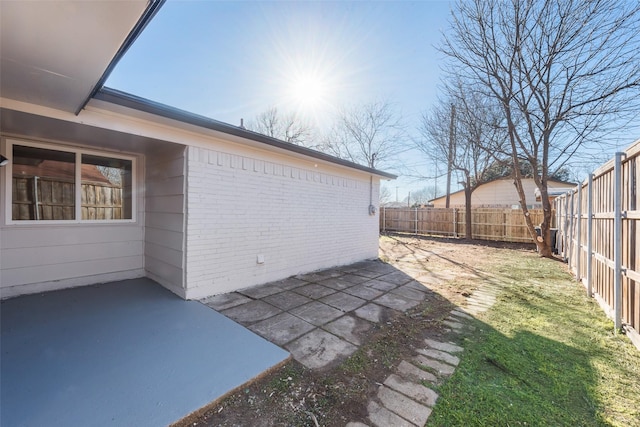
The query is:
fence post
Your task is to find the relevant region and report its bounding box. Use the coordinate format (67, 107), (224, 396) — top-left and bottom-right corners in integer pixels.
(382, 206), (386, 233)
(586, 174), (593, 297)
(614, 152), (624, 331)
(453, 208), (457, 238)
(568, 191), (575, 268)
(576, 183), (582, 282)
(563, 195), (569, 260)
(414, 207), (418, 235)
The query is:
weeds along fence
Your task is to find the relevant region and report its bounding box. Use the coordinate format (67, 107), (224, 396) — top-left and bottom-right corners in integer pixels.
(554, 139), (639, 347)
(380, 207), (547, 243)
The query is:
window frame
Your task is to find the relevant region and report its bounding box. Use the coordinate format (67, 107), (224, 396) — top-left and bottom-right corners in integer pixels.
(5, 138), (137, 225)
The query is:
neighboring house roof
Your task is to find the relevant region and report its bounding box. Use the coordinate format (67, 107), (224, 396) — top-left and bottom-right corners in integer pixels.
(429, 178), (576, 206)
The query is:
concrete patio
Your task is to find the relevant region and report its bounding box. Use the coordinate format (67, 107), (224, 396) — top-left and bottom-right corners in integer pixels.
(0, 278), (289, 427)
(203, 259), (438, 370)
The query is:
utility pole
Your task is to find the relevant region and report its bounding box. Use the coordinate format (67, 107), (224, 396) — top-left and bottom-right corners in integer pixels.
(445, 104), (455, 208)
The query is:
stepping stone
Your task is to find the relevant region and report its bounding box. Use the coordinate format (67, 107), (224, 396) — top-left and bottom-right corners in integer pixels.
(396, 360), (437, 384)
(384, 374), (438, 407)
(424, 338), (463, 353)
(377, 386), (432, 426)
(346, 423), (370, 427)
(248, 312), (315, 345)
(416, 348), (460, 366)
(323, 315), (372, 346)
(443, 319), (464, 330)
(263, 291), (311, 311)
(450, 310), (473, 320)
(367, 401), (413, 427)
(414, 355), (455, 376)
(354, 303), (385, 323)
(201, 292), (251, 311)
(286, 329), (357, 369)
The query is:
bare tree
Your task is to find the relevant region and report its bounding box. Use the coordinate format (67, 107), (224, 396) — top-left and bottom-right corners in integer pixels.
(379, 185), (393, 206)
(325, 100), (406, 169)
(441, 0), (640, 255)
(246, 106), (314, 147)
(409, 187), (437, 206)
(417, 85), (508, 239)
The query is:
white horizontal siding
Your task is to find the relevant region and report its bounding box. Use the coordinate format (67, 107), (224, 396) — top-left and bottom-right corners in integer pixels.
(0, 141), (145, 298)
(184, 145), (379, 299)
(144, 145), (186, 294)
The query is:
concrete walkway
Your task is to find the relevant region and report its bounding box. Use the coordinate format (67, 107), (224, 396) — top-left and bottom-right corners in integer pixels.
(203, 260), (436, 370)
(204, 260), (499, 426)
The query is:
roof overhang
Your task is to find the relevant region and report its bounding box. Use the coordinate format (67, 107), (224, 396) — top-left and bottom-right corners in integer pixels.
(93, 88), (398, 179)
(0, 0), (164, 115)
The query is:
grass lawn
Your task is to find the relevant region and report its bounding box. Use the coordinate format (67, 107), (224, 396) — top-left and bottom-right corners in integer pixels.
(427, 252), (640, 427)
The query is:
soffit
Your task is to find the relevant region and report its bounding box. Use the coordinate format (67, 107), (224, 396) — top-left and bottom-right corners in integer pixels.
(0, 1), (149, 113)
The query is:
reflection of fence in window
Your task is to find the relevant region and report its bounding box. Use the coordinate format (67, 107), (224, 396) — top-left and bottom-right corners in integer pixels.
(81, 180), (124, 220)
(12, 175), (124, 220)
(12, 176), (75, 220)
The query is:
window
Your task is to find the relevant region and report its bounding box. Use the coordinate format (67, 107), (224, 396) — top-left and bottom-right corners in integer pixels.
(10, 141), (134, 222)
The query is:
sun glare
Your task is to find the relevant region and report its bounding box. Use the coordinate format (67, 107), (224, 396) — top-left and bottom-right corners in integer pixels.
(290, 74), (327, 107)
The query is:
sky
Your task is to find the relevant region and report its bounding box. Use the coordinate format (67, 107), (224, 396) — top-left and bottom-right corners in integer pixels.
(106, 0), (453, 202)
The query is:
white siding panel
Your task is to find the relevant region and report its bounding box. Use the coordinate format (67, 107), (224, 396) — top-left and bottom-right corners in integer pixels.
(145, 212), (184, 233)
(2, 255), (143, 287)
(0, 225), (143, 249)
(184, 145), (380, 299)
(0, 141), (145, 298)
(2, 241), (143, 269)
(144, 145), (186, 293)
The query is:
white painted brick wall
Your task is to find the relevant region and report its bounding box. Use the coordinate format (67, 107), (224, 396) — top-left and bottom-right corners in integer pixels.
(184, 145), (381, 299)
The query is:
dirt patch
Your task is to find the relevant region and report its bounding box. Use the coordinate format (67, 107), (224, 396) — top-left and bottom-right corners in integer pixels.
(172, 234), (537, 427)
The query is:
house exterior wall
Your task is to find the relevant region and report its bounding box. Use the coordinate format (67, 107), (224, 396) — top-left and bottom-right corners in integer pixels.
(144, 144), (187, 297)
(184, 145), (380, 299)
(431, 179), (570, 208)
(0, 136), (146, 299)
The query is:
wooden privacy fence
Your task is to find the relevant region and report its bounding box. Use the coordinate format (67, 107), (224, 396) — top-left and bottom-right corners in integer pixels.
(554, 139), (639, 346)
(380, 207), (547, 243)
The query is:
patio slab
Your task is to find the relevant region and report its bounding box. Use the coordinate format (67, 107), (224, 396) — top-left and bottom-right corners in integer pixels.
(320, 292), (367, 312)
(285, 329), (358, 369)
(0, 278), (289, 427)
(249, 312), (316, 345)
(263, 290), (312, 310)
(290, 301), (344, 326)
(323, 314), (373, 346)
(220, 299), (282, 325)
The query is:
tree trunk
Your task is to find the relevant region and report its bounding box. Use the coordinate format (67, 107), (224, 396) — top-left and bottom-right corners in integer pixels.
(533, 176), (554, 257)
(464, 180), (473, 240)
